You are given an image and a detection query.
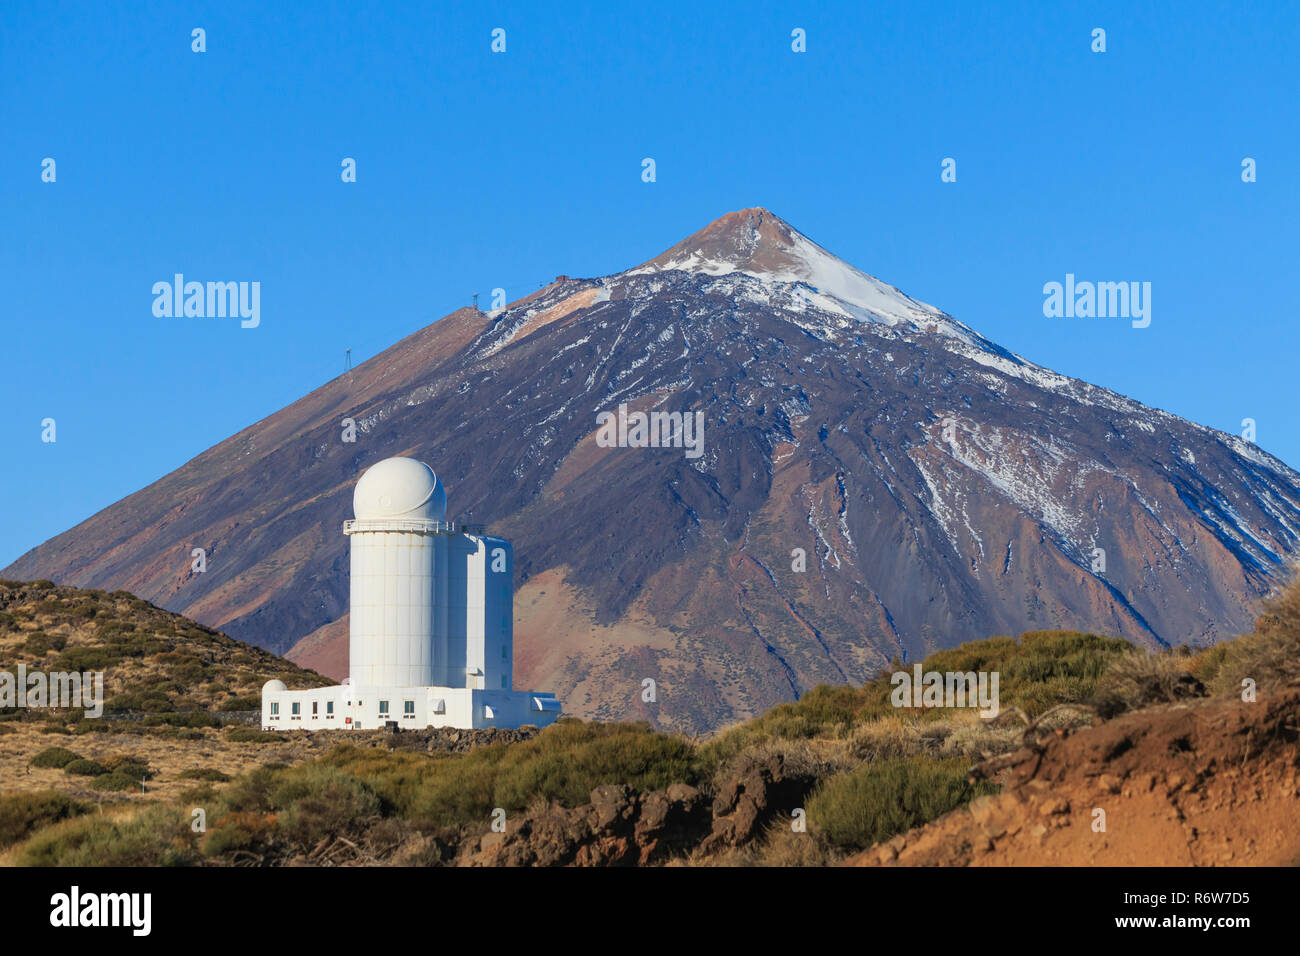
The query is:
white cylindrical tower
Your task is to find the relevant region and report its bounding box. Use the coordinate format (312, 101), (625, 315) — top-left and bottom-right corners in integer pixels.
(345, 457), (448, 688)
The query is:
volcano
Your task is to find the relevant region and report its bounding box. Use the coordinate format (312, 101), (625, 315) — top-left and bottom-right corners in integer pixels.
(6, 208), (1299, 732)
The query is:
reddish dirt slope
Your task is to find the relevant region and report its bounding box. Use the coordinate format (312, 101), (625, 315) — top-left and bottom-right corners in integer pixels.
(852, 686), (1300, 866)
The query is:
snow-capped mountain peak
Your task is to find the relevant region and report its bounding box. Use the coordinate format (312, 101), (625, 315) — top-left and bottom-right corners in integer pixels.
(629, 207), (945, 329)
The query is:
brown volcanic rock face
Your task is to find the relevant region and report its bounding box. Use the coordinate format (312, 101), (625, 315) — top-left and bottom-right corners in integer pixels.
(6, 210), (1300, 733)
(854, 685), (1300, 866)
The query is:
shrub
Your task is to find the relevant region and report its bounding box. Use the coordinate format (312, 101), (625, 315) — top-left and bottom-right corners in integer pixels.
(0, 791), (90, 850)
(30, 746), (81, 769)
(489, 720), (700, 812)
(1197, 575), (1300, 695)
(219, 765), (285, 813)
(104, 692), (174, 714)
(292, 721), (704, 830)
(179, 784), (218, 805)
(704, 630), (1134, 767)
(56, 647), (117, 671)
(66, 603), (99, 620)
(807, 756), (997, 850)
(201, 811), (276, 858)
(90, 772), (140, 792)
(102, 756), (152, 780)
(24, 631), (66, 656)
(1092, 650), (1205, 717)
(71, 719), (112, 735)
(63, 758), (109, 777)
(219, 695), (260, 711)
(272, 765), (382, 851)
(15, 804), (198, 866)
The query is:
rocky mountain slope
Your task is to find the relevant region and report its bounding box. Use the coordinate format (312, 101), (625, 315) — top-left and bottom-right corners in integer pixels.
(6, 208), (1300, 732)
(853, 686), (1300, 867)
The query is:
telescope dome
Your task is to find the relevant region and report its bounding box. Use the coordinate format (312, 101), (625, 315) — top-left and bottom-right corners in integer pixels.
(353, 457), (447, 521)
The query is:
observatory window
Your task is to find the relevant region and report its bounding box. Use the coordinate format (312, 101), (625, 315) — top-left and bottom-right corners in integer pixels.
(291, 702), (300, 716)
(326, 701), (334, 715)
(379, 700), (390, 716)
(403, 700), (415, 716)
(270, 702), (279, 716)
(312, 701), (318, 716)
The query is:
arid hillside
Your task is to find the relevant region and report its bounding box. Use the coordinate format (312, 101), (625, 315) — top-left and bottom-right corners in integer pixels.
(4, 579), (1296, 867)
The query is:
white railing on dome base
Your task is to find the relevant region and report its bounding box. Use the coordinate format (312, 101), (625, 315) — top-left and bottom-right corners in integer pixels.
(343, 519), (488, 535)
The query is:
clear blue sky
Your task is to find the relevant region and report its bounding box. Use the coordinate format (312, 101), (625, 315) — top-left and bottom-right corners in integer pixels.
(2, 0), (1297, 568)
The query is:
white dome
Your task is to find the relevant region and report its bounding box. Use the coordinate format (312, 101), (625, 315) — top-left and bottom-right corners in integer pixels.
(353, 457), (447, 521)
(262, 679), (286, 694)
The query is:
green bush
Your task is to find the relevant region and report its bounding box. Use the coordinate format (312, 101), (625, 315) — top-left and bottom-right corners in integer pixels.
(807, 756), (998, 850)
(201, 811), (275, 858)
(30, 746), (81, 769)
(102, 756), (152, 780)
(219, 695), (260, 711)
(55, 647), (118, 671)
(104, 692), (174, 714)
(90, 773), (141, 792)
(273, 765), (382, 851)
(23, 631), (66, 656)
(489, 720), (700, 812)
(0, 791), (90, 850)
(71, 719), (112, 735)
(63, 758), (109, 777)
(704, 630), (1134, 768)
(15, 804), (197, 866)
(320, 719), (703, 827)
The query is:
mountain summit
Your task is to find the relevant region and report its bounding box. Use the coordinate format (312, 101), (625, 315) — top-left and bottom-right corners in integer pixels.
(6, 209), (1299, 732)
(633, 207), (951, 333)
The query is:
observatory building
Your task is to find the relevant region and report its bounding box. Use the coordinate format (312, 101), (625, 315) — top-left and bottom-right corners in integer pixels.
(260, 457), (561, 731)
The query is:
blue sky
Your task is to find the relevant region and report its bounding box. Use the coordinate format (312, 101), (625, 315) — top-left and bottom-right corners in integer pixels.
(2, 0), (1297, 568)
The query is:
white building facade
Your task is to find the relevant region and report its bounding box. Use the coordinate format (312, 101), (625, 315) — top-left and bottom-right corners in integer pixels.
(261, 457), (561, 731)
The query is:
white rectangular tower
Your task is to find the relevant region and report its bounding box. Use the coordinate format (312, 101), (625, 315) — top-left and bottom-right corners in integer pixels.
(261, 456), (561, 732)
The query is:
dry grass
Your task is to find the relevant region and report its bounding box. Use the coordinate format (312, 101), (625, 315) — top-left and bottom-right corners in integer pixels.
(0, 720), (343, 804)
(1092, 650), (1205, 718)
(1195, 572), (1300, 695)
